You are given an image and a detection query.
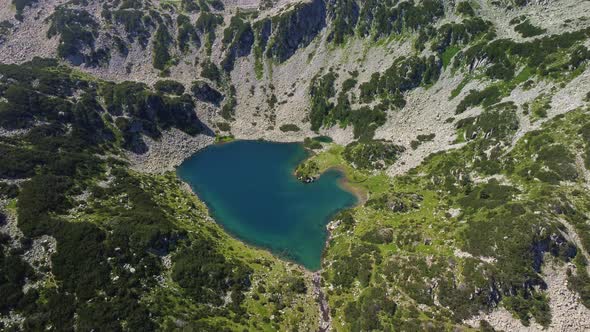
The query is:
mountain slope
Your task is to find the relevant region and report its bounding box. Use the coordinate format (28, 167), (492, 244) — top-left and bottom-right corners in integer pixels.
(1, 0), (590, 330)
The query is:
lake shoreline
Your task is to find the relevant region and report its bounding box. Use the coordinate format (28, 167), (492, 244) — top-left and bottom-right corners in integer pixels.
(328, 166), (368, 206)
(178, 177), (319, 272)
(176, 140), (355, 271)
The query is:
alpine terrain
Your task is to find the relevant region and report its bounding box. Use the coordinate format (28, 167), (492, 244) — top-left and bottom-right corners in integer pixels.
(1, 0), (590, 330)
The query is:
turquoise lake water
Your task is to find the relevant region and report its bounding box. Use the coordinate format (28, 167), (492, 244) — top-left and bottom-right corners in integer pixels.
(177, 140), (357, 270)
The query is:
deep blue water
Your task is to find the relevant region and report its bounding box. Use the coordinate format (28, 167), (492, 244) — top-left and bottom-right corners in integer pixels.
(177, 140), (357, 270)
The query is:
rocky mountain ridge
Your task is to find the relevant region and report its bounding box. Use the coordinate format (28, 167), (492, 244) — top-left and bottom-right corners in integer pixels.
(2, 0), (588, 172)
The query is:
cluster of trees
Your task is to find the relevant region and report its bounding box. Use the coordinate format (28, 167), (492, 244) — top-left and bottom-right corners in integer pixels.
(343, 140), (405, 170)
(514, 19), (546, 38)
(262, 0), (326, 62)
(191, 80), (224, 105)
(12, 0), (38, 21)
(359, 55), (441, 104)
(47, 0), (224, 70)
(295, 160), (319, 182)
(458, 199), (573, 326)
(344, 287), (397, 331)
(422, 117), (584, 325)
(366, 191), (424, 213)
(47, 6), (106, 66)
(455, 105), (519, 145)
(410, 133), (435, 149)
(327, 0), (359, 44)
(221, 15), (254, 71)
(195, 12), (223, 51)
(328, 0), (445, 43)
(308, 71), (395, 140)
(155, 80), (185, 95)
(153, 24), (173, 71)
(456, 1), (475, 16)
(0, 62), (161, 329)
(279, 123), (300, 132)
(172, 239), (252, 308)
(309, 72), (337, 131)
(0, 230), (37, 318)
(325, 109), (590, 329)
(328, 242), (381, 288)
(177, 14), (201, 53)
(181, 0), (201, 12)
(0, 60), (260, 330)
(455, 28), (590, 80)
(580, 122), (590, 169)
(317, 3), (586, 142)
(200, 60), (222, 82)
(109, 8), (154, 47)
(515, 133), (578, 184)
(429, 17), (494, 55)
(455, 86), (502, 114)
(303, 136), (327, 149)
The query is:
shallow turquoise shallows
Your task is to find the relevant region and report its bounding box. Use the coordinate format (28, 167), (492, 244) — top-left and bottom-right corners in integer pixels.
(177, 140), (357, 270)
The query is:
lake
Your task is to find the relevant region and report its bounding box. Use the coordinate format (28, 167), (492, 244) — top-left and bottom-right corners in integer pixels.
(177, 140), (357, 270)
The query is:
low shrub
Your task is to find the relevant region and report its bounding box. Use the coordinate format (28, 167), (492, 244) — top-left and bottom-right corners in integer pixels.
(279, 124), (300, 132)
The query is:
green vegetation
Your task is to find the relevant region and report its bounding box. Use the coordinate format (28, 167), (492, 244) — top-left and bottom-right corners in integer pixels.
(456, 86), (502, 114)
(309, 71), (337, 131)
(450, 29), (582, 114)
(0, 20), (13, 43)
(264, 0), (326, 62)
(410, 133), (435, 149)
(47, 7), (104, 66)
(200, 60), (221, 83)
(152, 24), (173, 70)
(295, 160), (320, 182)
(295, 107), (590, 330)
(0, 225), (36, 314)
(181, 0), (200, 12)
(279, 124), (300, 132)
(221, 15), (254, 71)
(431, 17), (494, 56)
(221, 91), (237, 120)
(343, 140), (405, 170)
(454, 28), (590, 81)
(252, 19), (270, 79)
(441, 46), (460, 68)
(195, 12), (223, 53)
(12, 0), (38, 21)
(100, 80), (204, 151)
(191, 80), (224, 105)
(355, 0), (444, 41)
(341, 77), (357, 92)
(455, 104), (518, 144)
(112, 8), (153, 47)
(528, 93), (552, 120)
(171, 238), (252, 306)
(568, 255), (590, 308)
(0, 60), (318, 331)
(4, 1), (590, 330)
(216, 122), (230, 131)
(303, 137), (329, 150)
(154, 80), (185, 95)
(327, 0), (359, 44)
(456, 1), (475, 16)
(310, 62), (430, 140)
(177, 14), (199, 53)
(344, 287), (397, 330)
(514, 20), (546, 38)
(359, 55), (441, 104)
(222, 15), (252, 48)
